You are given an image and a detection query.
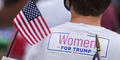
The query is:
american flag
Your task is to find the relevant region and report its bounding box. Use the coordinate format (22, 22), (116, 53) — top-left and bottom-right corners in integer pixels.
(13, 0), (51, 46)
(93, 53), (99, 60)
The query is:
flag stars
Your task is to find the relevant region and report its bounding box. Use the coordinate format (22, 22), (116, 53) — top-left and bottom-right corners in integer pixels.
(13, 0), (51, 45)
(22, 0), (41, 21)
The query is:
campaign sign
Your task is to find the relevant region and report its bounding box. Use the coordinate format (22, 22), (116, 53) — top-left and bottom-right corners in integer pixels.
(47, 32), (110, 58)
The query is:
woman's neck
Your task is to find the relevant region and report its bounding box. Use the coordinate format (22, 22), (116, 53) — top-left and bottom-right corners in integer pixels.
(70, 15), (101, 26)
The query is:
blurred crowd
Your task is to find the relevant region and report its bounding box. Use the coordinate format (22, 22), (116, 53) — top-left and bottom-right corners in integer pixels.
(0, 0), (120, 60)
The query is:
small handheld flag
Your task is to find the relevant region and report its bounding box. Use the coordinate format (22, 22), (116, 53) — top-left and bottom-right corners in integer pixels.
(93, 34), (101, 60)
(13, 0), (51, 46)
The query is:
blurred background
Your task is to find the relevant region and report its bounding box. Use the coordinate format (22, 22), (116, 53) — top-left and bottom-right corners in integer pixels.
(0, 0), (120, 60)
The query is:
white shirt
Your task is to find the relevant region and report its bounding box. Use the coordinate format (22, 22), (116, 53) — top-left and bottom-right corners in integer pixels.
(36, 0), (71, 27)
(25, 22), (120, 60)
(23, 1), (71, 59)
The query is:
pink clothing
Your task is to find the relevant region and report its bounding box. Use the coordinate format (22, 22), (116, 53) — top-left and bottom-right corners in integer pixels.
(101, 6), (116, 31)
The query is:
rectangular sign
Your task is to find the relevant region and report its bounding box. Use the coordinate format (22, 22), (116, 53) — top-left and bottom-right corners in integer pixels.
(47, 32), (110, 58)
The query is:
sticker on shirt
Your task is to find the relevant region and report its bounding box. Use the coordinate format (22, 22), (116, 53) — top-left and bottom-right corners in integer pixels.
(47, 32), (110, 58)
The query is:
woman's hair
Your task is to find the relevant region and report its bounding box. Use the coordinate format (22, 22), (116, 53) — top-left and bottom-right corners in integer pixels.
(71, 0), (111, 16)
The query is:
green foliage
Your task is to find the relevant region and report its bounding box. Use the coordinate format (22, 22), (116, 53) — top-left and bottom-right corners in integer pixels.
(0, 38), (9, 51)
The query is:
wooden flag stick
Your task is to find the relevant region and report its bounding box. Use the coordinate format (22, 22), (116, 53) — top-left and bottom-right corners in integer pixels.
(6, 30), (18, 57)
(96, 34), (101, 60)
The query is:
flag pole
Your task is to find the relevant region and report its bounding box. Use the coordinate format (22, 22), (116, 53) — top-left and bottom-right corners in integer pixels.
(96, 34), (101, 60)
(6, 30), (19, 57)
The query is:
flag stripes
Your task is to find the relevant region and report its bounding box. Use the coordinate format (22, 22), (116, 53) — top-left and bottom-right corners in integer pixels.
(40, 16), (51, 34)
(13, 11), (50, 45)
(13, 18), (33, 45)
(19, 12), (39, 43)
(36, 17), (47, 36)
(13, 0), (51, 45)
